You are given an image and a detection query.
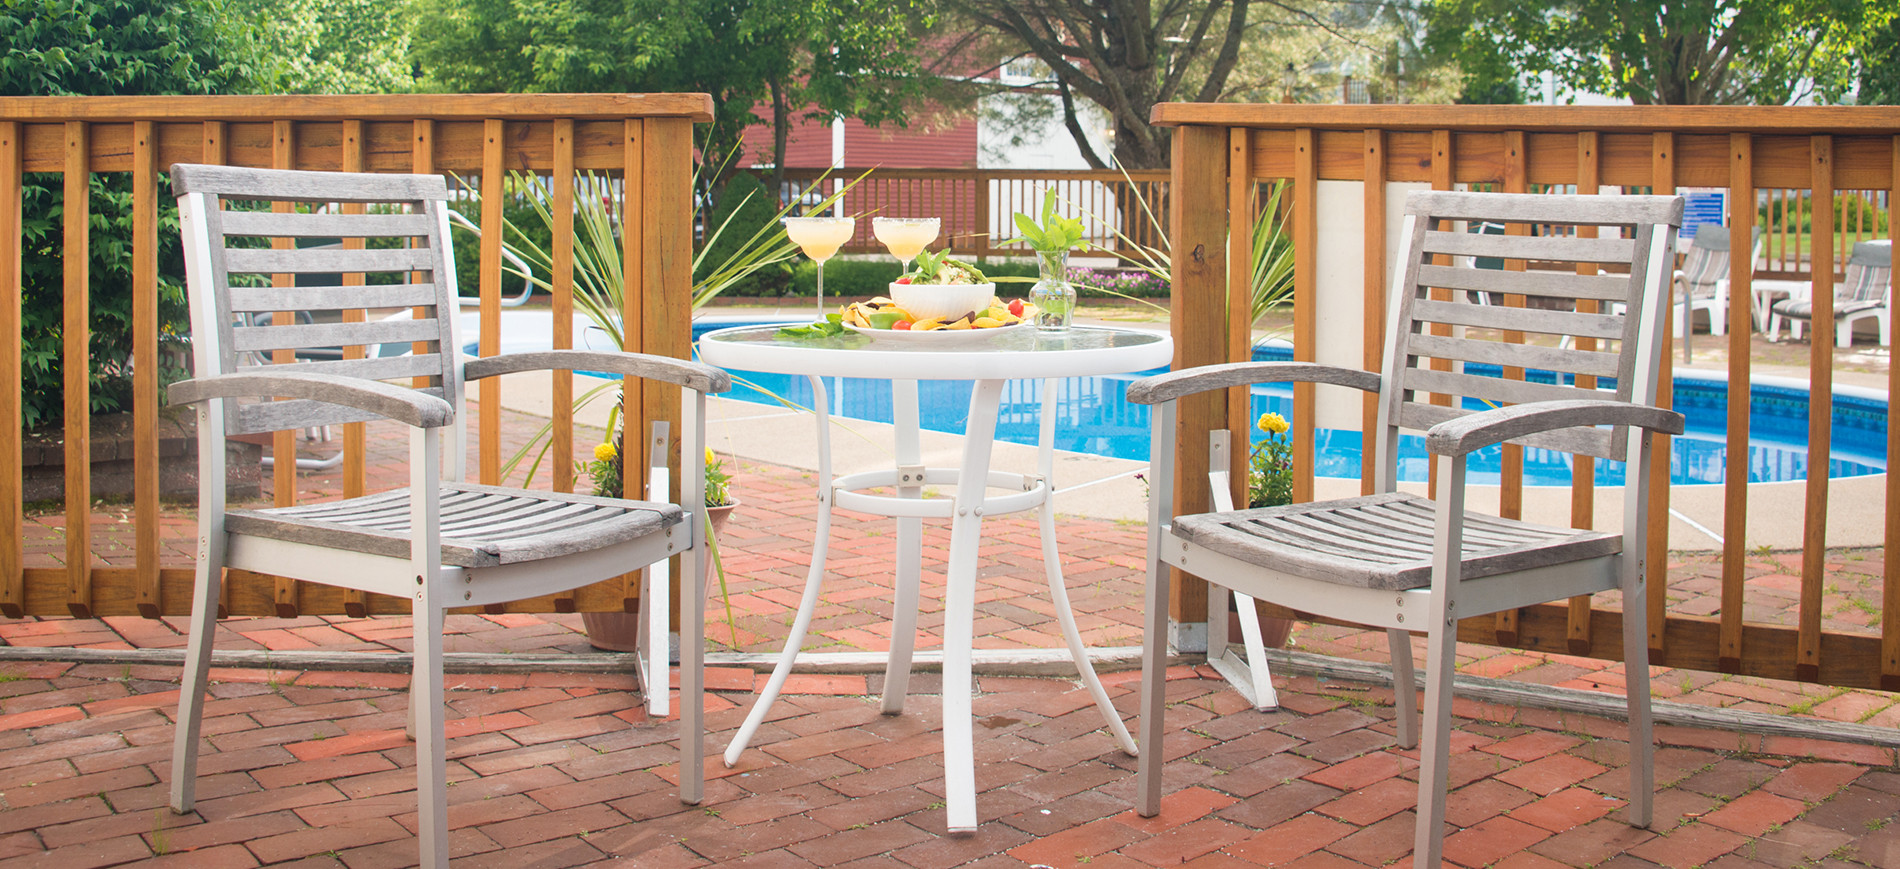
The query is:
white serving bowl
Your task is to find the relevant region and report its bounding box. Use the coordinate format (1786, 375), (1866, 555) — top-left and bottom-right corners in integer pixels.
(889, 282), (995, 322)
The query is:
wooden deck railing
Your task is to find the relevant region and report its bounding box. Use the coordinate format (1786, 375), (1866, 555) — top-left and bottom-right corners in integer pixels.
(0, 94), (710, 619)
(1154, 104), (1900, 691)
(764, 166), (1171, 259)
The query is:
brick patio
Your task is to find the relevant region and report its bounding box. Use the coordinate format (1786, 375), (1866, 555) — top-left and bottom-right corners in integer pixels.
(5, 407), (1900, 866)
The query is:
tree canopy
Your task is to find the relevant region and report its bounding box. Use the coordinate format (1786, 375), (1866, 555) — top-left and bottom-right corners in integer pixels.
(411, 0), (930, 184)
(945, 0), (1252, 169)
(1428, 0), (1886, 105)
(235, 0), (416, 94)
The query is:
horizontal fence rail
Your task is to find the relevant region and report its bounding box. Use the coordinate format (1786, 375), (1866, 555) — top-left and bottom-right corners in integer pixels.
(764, 167), (1171, 260)
(1153, 104), (1899, 692)
(0, 94), (709, 620)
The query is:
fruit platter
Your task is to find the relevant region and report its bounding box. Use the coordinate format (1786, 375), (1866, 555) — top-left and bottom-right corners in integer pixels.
(840, 296), (1037, 334)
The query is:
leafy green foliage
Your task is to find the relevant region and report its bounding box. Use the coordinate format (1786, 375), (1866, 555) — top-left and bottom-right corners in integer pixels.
(1428, 0), (1883, 105)
(1005, 189), (1089, 254)
(3, 0), (267, 429)
(411, 0), (929, 190)
(903, 249), (987, 284)
(232, 0), (415, 94)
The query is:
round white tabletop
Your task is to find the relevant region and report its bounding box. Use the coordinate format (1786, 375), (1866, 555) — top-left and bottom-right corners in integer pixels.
(699, 323), (1173, 380)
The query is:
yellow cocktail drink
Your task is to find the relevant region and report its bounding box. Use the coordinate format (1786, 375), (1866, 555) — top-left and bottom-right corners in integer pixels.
(872, 217), (940, 270)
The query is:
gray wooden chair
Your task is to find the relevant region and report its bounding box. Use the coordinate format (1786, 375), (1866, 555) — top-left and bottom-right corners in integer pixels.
(1129, 190), (1685, 867)
(163, 164), (728, 868)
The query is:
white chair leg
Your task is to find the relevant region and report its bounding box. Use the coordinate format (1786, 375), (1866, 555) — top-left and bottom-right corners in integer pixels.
(1387, 628), (1417, 749)
(1231, 593), (1279, 712)
(414, 603), (449, 868)
(1622, 589), (1654, 829)
(169, 549), (223, 813)
(1708, 302), (1724, 336)
(1412, 622), (1459, 868)
(1838, 319), (1854, 349)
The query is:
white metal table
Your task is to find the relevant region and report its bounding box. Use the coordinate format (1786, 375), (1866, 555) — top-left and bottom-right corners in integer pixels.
(699, 324), (1173, 832)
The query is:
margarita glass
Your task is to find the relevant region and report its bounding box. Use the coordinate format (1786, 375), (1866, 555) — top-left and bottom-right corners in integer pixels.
(782, 216), (857, 315)
(872, 217), (940, 272)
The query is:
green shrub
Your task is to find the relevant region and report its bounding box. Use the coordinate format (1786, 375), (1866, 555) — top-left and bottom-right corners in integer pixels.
(8, 0), (268, 429)
(1760, 191), (1889, 234)
(697, 173), (791, 296)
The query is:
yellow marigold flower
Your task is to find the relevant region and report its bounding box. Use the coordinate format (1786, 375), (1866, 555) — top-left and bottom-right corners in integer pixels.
(1258, 412), (1289, 435)
(705, 447), (719, 466)
(594, 442), (617, 462)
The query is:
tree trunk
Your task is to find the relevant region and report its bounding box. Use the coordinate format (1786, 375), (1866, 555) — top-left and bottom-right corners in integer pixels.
(769, 77), (790, 201)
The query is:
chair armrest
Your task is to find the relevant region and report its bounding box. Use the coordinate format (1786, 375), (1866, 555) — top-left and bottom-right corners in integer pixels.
(463, 350), (731, 395)
(1126, 362), (1381, 405)
(1425, 399), (1685, 457)
(167, 371), (455, 428)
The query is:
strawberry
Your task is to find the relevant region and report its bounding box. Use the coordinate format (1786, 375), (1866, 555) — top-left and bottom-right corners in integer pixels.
(893, 320), (912, 330)
(1008, 298), (1025, 318)
(895, 276), (912, 284)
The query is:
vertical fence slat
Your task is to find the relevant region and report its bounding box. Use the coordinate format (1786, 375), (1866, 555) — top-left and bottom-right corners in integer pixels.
(133, 120), (161, 618)
(617, 118), (645, 614)
(1168, 124), (1230, 639)
(1566, 131), (1601, 655)
(270, 120), (299, 618)
(549, 121), (577, 614)
(552, 119), (576, 498)
(478, 119), (504, 486)
(1291, 128), (1316, 504)
(63, 121), (93, 618)
(340, 120), (369, 618)
(1496, 130), (1528, 647)
(410, 120), (436, 382)
(1885, 134), (1900, 691)
(1360, 129), (1386, 498)
(1716, 133), (1750, 672)
(645, 117), (694, 632)
(0, 122), (20, 619)
(1797, 135), (1835, 683)
(1649, 133), (1679, 664)
(1226, 129), (1252, 511)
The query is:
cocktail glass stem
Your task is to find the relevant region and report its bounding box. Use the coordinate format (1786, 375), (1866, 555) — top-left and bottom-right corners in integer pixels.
(816, 259), (827, 317)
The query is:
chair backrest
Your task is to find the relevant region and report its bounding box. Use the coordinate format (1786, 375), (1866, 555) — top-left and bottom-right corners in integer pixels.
(1840, 240), (1893, 304)
(172, 164), (464, 436)
(1374, 191), (1683, 491)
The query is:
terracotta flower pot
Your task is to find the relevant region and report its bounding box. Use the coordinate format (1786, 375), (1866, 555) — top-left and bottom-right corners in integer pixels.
(581, 501), (737, 652)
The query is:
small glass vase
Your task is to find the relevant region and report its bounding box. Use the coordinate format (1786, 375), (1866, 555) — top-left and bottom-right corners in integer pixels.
(1029, 250), (1076, 332)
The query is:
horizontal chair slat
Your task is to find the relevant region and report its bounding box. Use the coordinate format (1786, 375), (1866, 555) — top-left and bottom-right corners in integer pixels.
(1403, 366), (1612, 408)
(1399, 402), (1615, 458)
(256, 354), (446, 383)
(1416, 264), (1633, 302)
(1406, 333), (1622, 379)
(218, 210), (435, 238)
(1410, 298), (1626, 340)
(1408, 190), (1684, 225)
(224, 246), (438, 275)
(228, 284), (441, 312)
(230, 318), (442, 353)
(1420, 230), (1636, 265)
(174, 164), (449, 201)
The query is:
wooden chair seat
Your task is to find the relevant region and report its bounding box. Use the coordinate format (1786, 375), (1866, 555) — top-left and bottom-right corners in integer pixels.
(226, 483), (680, 568)
(1172, 492), (1620, 592)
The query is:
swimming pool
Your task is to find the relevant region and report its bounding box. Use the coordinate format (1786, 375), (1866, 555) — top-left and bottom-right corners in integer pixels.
(469, 313), (1889, 487)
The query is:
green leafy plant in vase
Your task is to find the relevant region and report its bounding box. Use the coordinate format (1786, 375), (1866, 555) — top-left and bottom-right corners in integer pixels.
(1005, 188), (1091, 332)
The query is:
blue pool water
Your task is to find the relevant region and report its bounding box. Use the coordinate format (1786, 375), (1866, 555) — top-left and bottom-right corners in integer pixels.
(501, 318), (1890, 487)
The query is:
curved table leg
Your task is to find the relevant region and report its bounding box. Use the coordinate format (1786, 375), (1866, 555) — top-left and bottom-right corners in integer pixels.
(724, 375), (837, 767)
(1033, 378), (1140, 755)
(883, 380), (923, 715)
(941, 378), (1004, 833)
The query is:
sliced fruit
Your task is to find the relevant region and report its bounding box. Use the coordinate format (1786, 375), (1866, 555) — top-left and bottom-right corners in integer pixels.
(867, 310), (905, 330)
(1008, 298), (1025, 318)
